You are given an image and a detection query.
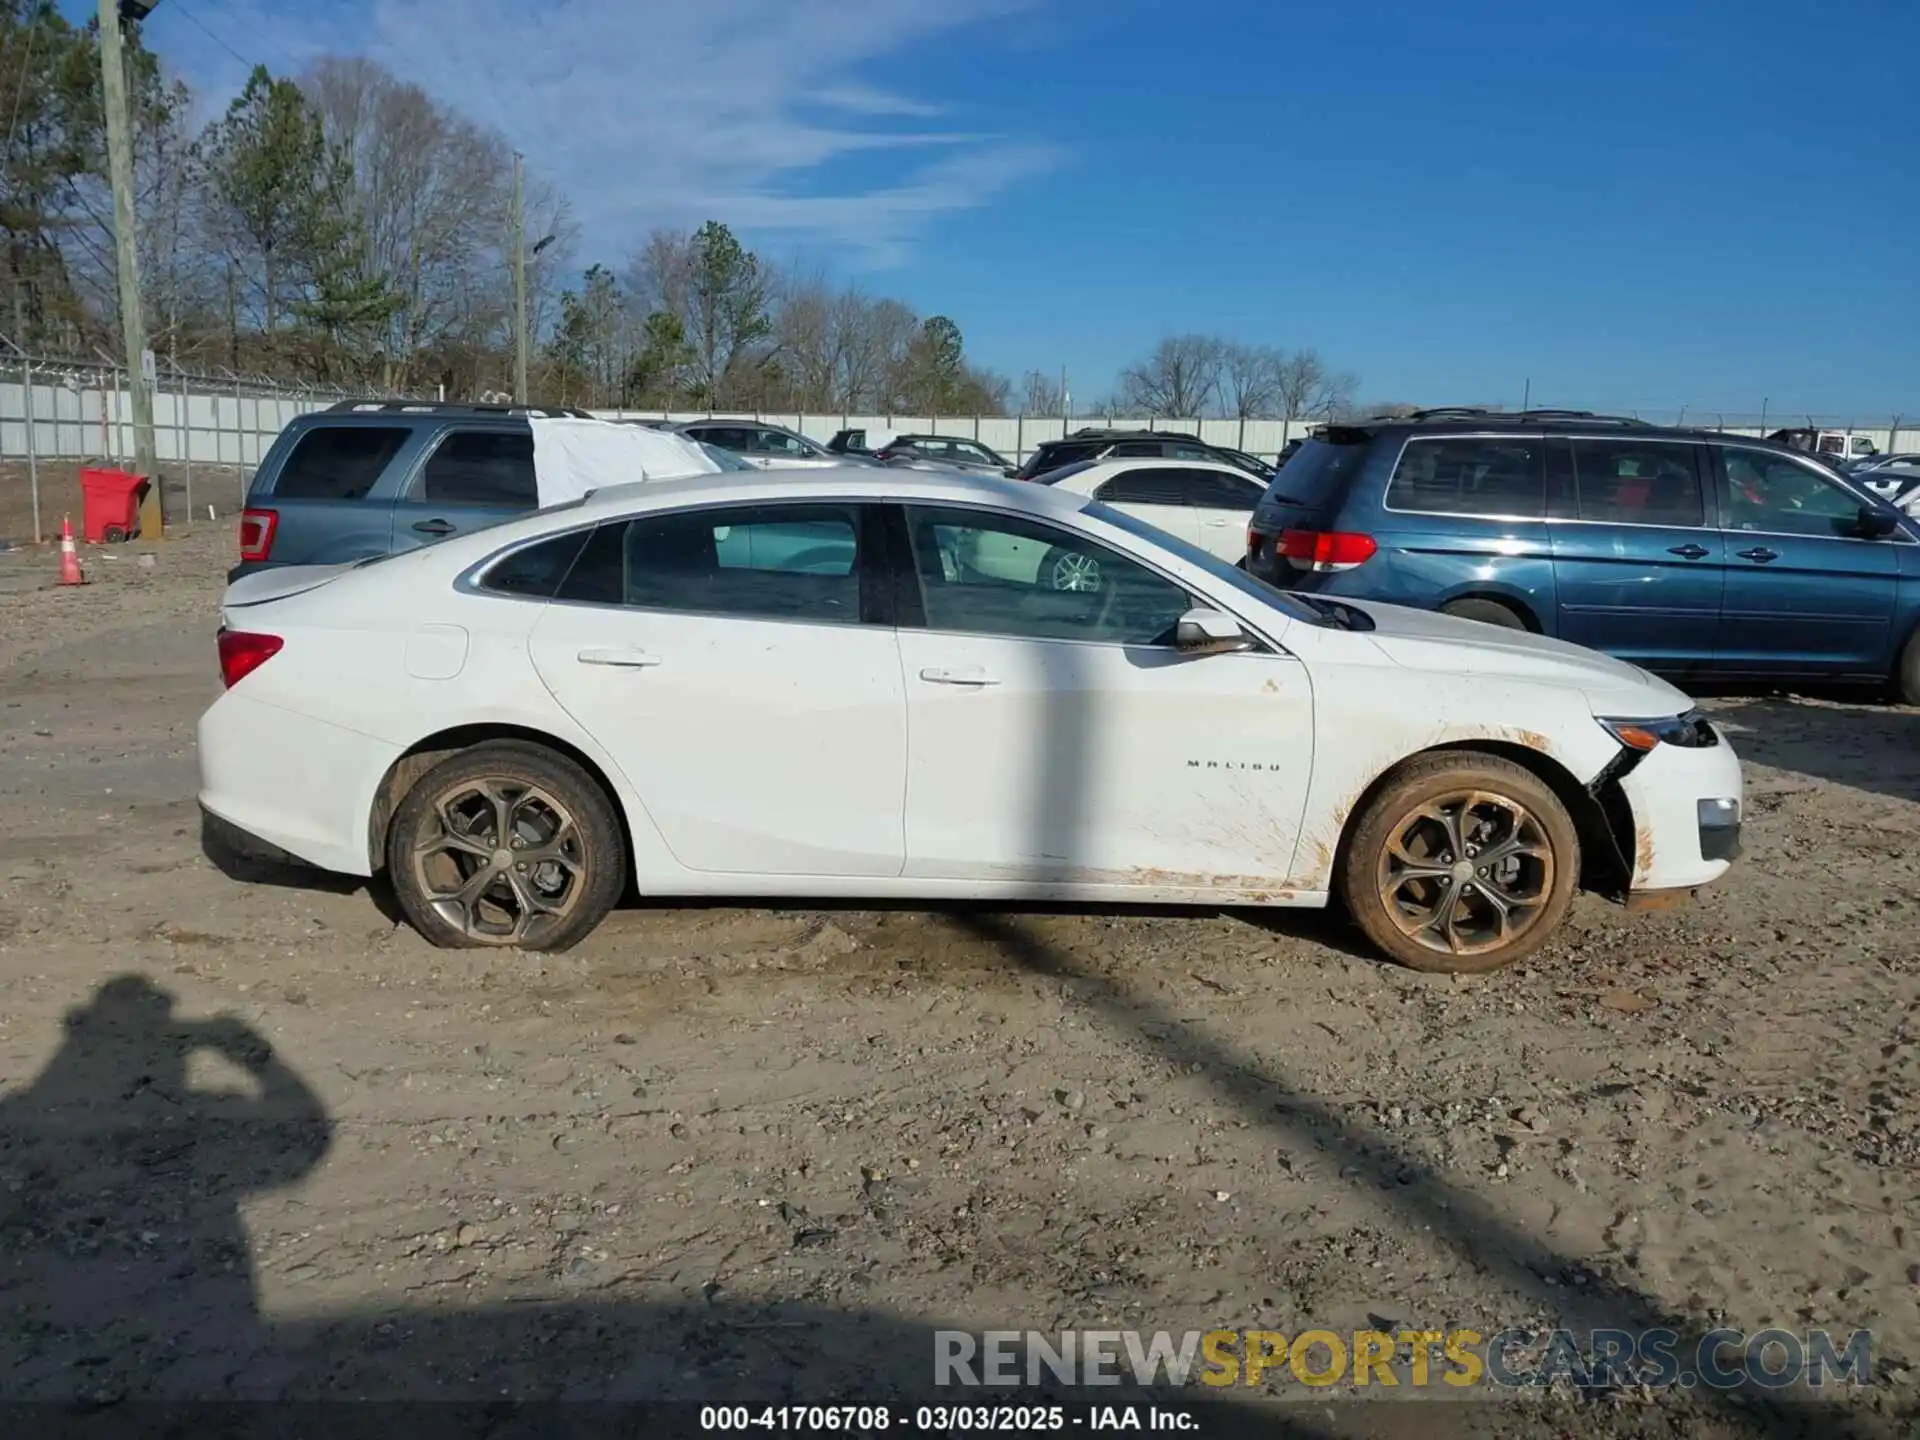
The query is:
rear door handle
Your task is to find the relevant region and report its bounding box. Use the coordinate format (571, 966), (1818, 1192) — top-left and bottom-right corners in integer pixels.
(1737, 547), (1779, 563)
(578, 647), (662, 668)
(1667, 543), (1709, 559)
(412, 518), (455, 536)
(919, 667), (999, 686)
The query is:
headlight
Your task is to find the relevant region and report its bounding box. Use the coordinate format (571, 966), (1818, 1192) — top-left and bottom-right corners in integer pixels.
(1597, 711), (1719, 751)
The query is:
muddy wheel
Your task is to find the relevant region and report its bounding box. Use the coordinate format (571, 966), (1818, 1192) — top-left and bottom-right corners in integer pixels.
(1894, 626), (1920, 706)
(1441, 597), (1526, 629)
(386, 741), (626, 951)
(1042, 545), (1103, 593)
(1339, 752), (1578, 974)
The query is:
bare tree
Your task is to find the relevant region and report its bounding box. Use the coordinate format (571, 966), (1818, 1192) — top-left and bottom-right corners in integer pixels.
(1272, 348), (1358, 421)
(1220, 342), (1283, 419)
(1116, 334), (1223, 418)
(1021, 369), (1064, 416)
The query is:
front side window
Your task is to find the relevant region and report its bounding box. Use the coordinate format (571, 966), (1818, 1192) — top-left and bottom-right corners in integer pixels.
(1094, 468), (1186, 506)
(274, 425), (409, 500)
(556, 503), (862, 622)
(420, 430), (538, 507)
(1570, 440), (1704, 527)
(1385, 436), (1545, 518)
(901, 504), (1192, 646)
(1722, 449), (1869, 537)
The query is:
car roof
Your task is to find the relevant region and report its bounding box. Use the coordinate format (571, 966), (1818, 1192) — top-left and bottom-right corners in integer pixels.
(571, 465), (1089, 523)
(1323, 410), (1827, 455)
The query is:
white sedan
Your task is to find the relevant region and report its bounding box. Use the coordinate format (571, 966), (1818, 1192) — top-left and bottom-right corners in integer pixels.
(1030, 458), (1270, 567)
(198, 467), (1743, 973)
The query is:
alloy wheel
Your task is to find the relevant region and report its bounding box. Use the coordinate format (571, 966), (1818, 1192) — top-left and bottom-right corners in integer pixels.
(1374, 789), (1554, 957)
(410, 777), (586, 943)
(1049, 551), (1102, 592)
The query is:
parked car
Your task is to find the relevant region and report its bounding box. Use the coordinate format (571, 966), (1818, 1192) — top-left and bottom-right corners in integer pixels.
(1015, 428), (1274, 483)
(1242, 409), (1920, 698)
(1850, 455), (1920, 517)
(672, 419), (876, 469)
(1029, 458), (1268, 566)
(202, 464), (1742, 974)
(1767, 427), (1879, 463)
(872, 434), (1017, 476)
(231, 401), (602, 584)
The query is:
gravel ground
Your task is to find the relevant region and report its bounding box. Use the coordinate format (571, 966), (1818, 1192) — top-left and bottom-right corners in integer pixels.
(0, 525), (1916, 1437)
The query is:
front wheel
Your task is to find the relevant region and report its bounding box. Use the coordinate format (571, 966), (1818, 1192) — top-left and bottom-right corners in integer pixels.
(386, 741), (626, 951)
(1338, 753), (1579, 973)
(1894, 627), (1920, 706)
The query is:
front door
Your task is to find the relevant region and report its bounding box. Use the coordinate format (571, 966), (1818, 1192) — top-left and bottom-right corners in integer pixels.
(889, 503), (1315, 890)
(1548, 436), (1723, 671)
(526, 500), (908, 877)
(1710, 446), (1900, 677)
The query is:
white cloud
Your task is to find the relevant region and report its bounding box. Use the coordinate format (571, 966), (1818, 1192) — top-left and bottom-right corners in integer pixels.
(152, 0), (1062, 267)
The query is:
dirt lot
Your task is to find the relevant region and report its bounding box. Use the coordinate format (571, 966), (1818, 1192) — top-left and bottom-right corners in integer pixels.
(0, 525), (1916, 1435)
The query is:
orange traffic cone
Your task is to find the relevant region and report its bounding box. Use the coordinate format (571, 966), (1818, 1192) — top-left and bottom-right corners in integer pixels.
(57, 515), (86, 586)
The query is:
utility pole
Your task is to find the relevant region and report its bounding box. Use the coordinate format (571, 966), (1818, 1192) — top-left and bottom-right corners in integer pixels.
(511, 152), (527, 404)
(99, 0), (161, 537)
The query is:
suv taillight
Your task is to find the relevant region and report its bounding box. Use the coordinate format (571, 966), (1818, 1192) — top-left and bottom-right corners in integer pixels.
(1278, 529), (1377, 572)
(238, 507), (278, 563)
(217, 629), (283, 689)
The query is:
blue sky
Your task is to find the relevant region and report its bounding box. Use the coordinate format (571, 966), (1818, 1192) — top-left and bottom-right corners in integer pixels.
(100, 0), (1920, 416)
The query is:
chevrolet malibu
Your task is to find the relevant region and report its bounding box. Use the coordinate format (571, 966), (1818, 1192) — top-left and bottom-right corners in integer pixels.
(198, 467), (1744, 973)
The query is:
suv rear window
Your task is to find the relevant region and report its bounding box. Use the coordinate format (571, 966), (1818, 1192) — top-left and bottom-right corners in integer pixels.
(1020, 441), (1100, 478)
(1385, 437), (1545, 518)
(1256, 435), (1369, 511)
(274, 426), (409, 501)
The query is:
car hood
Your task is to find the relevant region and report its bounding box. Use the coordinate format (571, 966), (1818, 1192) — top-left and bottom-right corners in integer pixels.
(1343, 598), (1693, 712)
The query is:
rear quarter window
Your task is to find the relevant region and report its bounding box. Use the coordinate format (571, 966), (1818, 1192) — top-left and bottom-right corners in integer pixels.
(1384, 436), (1546, 519)
(272, 425), (410, 500)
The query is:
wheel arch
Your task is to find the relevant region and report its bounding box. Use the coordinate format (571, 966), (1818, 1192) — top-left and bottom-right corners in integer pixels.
(1327, 739), (1628, 896)
(1434, 586), (1544, 632)
(366, 723), (636, 890)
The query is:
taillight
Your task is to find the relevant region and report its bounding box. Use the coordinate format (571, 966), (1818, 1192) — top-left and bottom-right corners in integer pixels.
(1278, 529), (1377, 572)
(238, 507), (278, 563)
(217, 629), (282, 689)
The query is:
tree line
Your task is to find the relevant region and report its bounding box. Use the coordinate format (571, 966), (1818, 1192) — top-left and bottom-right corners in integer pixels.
(0, 3), (1360, 417)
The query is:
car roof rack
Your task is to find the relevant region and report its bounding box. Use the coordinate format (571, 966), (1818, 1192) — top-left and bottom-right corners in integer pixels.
(323, 399), (596, 419)
(1396, 406), (1652, 428)
(1067, 426), (1203, 441)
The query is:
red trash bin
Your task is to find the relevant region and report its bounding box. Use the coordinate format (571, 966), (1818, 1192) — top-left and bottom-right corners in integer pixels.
(79, 467), (148, 543)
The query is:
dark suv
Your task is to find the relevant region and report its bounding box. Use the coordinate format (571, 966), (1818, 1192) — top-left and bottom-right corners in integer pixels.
(1015, 428), (1273, 482)
(1243, 407), (1920, 693)
(232, 401), (590, 582)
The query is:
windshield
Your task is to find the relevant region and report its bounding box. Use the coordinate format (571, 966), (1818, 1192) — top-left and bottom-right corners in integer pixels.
(1085, 501), (1328, 625)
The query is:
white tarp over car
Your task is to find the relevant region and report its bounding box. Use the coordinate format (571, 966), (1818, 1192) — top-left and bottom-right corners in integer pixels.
(529, 418), (720, 505)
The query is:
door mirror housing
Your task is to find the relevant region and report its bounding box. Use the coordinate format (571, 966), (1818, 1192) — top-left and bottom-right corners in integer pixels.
(1175, 607), (1255, 656)
(1857, 504), (1901, 539)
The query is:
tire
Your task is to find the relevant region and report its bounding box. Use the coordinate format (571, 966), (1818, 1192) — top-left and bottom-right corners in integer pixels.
(1042, 545), (1103, 593)
(1440, 597), (1526, 630)
(1338, 752), (1579, 974)
(1895, 627), (1920, 706)
(103, 525), (128, 544)
(386, 741), (626, 952)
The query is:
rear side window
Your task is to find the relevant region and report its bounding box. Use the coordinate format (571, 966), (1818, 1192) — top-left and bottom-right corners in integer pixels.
(481, 529), (592, 599)
(558, 503), (862, 623)
(273, 426), (408, 500)
(421, 431), (537, 507)
(1385, 437), (1545, 518)
(1095, 469), (1186, 505)
(1571, 440), (1705, 527)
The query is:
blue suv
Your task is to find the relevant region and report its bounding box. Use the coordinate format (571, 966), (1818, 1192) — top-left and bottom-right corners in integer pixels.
(1244, 409), (1920, 701)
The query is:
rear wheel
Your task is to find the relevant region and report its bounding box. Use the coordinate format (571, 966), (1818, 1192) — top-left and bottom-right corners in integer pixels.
(1339, 753), (1578, 974)
(103, 525), (128, 543)
(386, 742), (626, 951)
(1042, 545), (1103, 593)
(1894, 627), (1920, 705)
(1441, 597), (1527, 630)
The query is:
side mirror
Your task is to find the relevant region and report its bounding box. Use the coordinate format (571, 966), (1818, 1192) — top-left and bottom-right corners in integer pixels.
(1175, 607), (1255, 656)
(1857, 505), (1901, 539)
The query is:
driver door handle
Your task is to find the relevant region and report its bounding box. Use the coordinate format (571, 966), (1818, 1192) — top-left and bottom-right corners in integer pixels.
(578, 647), (662, 668)
(1737, 546), (1780, 563)
(1667, 543), (1709, 559)
(919, 667), (999, 686)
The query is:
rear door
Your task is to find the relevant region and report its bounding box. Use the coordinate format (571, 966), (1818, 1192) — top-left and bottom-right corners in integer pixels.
(1090, 467), (1199, 546)
(1182, 466), (1268, 562)
(253, 422), (416, 565)
(1548, 436), (1721, 670)
(1709, 444), (1900, 677)
(389, 425), (538, 553)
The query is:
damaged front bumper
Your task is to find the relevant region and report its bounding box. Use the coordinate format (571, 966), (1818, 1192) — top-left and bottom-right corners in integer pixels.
(1585, 716), (1743, 906)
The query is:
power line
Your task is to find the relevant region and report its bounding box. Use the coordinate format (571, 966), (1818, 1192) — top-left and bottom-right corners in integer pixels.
(164, 0), (259, 73)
